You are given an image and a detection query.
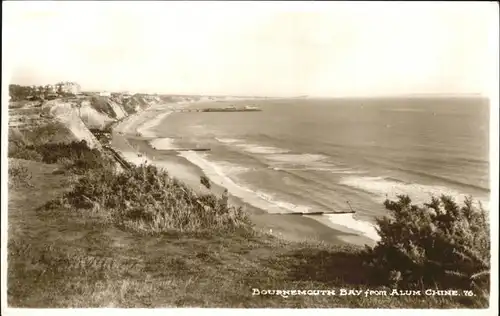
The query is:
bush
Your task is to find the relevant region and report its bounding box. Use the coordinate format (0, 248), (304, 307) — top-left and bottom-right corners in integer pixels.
(8, 139), (113, 173)
(9, 84), (37, 101)
(9, 143), (43, 162)
(62, 163), (252, 234)
(12, 122), (74, 146)
(200, 175), (211, 189)
(364, 195), (490, 296)
(9, 162), (33, 188)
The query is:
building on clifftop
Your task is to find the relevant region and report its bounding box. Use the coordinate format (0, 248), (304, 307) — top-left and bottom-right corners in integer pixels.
(56, 81), (82, 95)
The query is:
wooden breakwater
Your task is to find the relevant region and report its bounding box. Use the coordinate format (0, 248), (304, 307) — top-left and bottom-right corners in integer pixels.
(271, 210), (356, 216)
(201, 108), (261, 113)
(174, 107), (261, 113)
(153, 148), (211, 152)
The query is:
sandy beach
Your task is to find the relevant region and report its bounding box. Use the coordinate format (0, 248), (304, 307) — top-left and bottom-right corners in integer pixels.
(110, 102), (376, 246)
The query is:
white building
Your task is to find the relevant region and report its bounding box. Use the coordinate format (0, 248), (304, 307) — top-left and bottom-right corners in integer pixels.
(45, 84), (56, 93)
(99, 91), (111, 97)
(121, 91), (132, 99)
(55, 82), (82, 95)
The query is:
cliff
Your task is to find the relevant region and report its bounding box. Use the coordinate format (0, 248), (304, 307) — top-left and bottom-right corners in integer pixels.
(8, 94), (164, 150)
(8, 93), (242, 150)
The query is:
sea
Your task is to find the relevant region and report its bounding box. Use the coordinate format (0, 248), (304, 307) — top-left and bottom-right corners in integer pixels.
(141, 97), (490, 242)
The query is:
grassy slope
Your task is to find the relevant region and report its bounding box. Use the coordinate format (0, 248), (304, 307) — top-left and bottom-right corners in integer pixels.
(7, 159), (477, 308)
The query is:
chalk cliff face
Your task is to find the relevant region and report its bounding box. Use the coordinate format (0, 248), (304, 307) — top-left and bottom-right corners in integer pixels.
(48, 101), (103, 149)
(9, 94), (164, 150)
(78, 100), (115, 130)
(48, 95), (163, 148)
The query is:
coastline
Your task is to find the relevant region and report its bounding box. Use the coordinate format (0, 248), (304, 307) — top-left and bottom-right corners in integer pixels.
(110, 102), (376, 246)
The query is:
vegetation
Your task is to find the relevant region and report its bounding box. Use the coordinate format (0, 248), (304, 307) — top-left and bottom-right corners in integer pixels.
(59, 164), (251, 234)
(7, 123), (491, 308)
(9, 84), (39, 101)
(364, 195), (490, 305)
(9, 121), (75, 146)
(90, 96), (117, 118)
(9, 138), (113, 175)
(8, 143), (44, 162)
(8, 161), (33, 188)
(9, 84), (78, 101)
(200, 175), (211, 189)
(9, 100), (41, 109)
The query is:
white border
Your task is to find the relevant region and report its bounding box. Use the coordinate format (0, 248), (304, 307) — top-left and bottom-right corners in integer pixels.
(486, 1), (500, 314)
(1, 1), (498, 316)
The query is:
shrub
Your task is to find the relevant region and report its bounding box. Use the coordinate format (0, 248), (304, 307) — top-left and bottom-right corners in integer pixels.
(11, 121), (74, 146)
(200, 175), (211, 190)
(9, 84), (36, 101)
(364, 195), (490, 296)
(62, 163), (252, 234)
(8, 143), (43, 162)
(9, 162), (33, 188)
(8, 139), (113, 173)
(22, 122), (66, 145)
(67, 158), (104, 174)
(36, 141), (111, 166)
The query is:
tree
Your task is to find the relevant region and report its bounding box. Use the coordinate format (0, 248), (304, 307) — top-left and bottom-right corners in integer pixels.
(9, 84), (38, 101)
(364, 194), (490, 295)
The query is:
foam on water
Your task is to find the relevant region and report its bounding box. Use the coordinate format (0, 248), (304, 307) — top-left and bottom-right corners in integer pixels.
(178, 150), (311, 214)
(216, 137), (289, 154)
(236, 144), (290, 155)
(272, 166), (365, 174)
(324, 213), (381, 242)
(150, 138), (177, 150)
(267, 153), (329, 164)
(208, 159), (252, 175)
(254, 190), (311, 213)
(215, 137), (240, 144)
(340, 175), (489, 209)
(216, 137), (358, 174)
(136, 111), (172, 137)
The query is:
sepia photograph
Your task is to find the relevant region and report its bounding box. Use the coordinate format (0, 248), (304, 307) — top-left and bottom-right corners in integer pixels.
(2, 1), (498, 314)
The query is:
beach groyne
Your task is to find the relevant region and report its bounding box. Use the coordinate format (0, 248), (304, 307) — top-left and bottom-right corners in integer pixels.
(173, 107), (262, 113)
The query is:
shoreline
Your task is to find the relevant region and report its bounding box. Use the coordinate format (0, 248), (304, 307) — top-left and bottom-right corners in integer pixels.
(110, 102), (376, 246)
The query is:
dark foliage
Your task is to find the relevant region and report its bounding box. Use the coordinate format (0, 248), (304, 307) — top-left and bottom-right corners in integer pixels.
(62, 163), (253, 234)
(9, 140), (113, 173)
(364, 195), (490, 302)
(200, 175), (211, 190)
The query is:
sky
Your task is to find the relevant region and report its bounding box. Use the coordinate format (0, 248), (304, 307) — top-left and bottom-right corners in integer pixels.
(3, 1), (497, 97)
